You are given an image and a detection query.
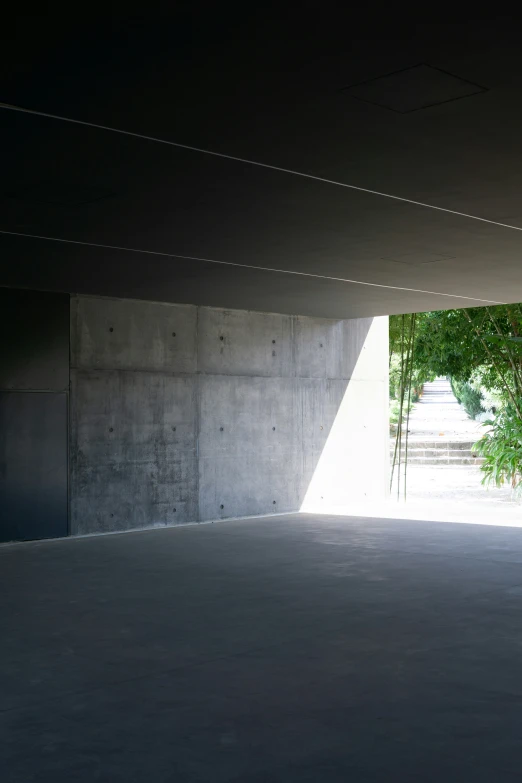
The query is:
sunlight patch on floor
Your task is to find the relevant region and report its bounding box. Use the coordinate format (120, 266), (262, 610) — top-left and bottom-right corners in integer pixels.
(302, 498), (522, 528)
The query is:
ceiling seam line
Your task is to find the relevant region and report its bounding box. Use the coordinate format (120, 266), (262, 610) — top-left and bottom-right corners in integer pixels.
(1, 101), (522, 234)
(0, 228), (503, 304)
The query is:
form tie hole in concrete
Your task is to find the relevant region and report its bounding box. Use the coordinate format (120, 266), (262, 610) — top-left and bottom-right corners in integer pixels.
(172, 426), (176, 431)
(109, 327), (114, 332)
(219, 335), (224, 341)
(110, 513), (114, 518)
(319, 343), (323, 348)
(220, 504), (224, 510)
(273, 500), (276, 505)
(109, 427), (114, 432)
(272, 426), (276, 431)
(220, 426), (224, 432)
(272, 339), (276, 344)
(172, 332), (176, 337)
(272, 350), (276, 357)
(173, 508), (176, 513)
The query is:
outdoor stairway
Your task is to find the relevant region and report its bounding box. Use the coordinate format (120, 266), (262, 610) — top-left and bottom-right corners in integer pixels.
(390, 377), (485, 466)
(390, 440), (484, 466)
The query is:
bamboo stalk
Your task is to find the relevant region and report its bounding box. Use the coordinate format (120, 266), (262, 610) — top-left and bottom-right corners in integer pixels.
(403, 313), (417, 501)
(400, 314), (414, 501)
(396, 315), (407, 500)
(390, 315), (406, 496)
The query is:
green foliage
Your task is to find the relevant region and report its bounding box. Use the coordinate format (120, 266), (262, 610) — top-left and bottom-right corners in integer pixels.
(450, 378), (485, 420)
(412, 309), (485, 383)
(389, 353), (423, 401)
(391, 304), (522, 495)
(450, 376), (462, 403)
(389, 397), (414, 428)
(473, 404), (522, 492)
(460, 385), (485, 420)
(481, 386), (503, 414)
(391, 304), (522, 408)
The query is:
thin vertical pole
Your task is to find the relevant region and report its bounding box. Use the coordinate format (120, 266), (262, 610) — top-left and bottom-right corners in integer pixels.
(404, 313), (417, 501)
(395, 315), (406, 500)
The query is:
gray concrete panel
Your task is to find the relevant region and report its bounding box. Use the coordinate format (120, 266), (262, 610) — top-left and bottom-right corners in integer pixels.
(70, 370), (197, 533)
(340, 316), (389, 381)
(294, 316), (378, 380)
(199, 454), (300, 520)
(71, 296), (197, 373)
(197, 307), (293, 377)
(294, 317), (346, 379)
(198, 375), (300, 520)
(198, 375), (299, 459)
(298, 378), (347, 500)
(300, 379), (389, 509)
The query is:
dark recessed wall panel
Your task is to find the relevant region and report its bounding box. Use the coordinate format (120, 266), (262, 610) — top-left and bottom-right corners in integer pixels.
(0, 392), (68, 542)
(0, 288), (69, 390)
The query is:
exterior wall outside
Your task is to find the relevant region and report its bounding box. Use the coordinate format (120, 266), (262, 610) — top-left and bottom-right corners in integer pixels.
(70, 295), (389, 535)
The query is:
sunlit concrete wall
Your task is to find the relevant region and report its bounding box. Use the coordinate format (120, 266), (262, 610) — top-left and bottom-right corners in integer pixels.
(300, 316), (389, 511)
(70, 295), (388, 534)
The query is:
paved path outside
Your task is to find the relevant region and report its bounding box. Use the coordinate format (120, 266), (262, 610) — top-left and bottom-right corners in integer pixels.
(405, 377), (483, 442)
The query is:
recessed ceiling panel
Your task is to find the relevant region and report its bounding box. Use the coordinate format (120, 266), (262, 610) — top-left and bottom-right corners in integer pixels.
(343, 64), (487, 113)
(381, 252), (455, 266)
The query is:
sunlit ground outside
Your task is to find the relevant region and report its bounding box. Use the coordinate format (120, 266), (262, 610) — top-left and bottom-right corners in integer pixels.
(304, 478), (522, 529)
(303, 374), (522, 528)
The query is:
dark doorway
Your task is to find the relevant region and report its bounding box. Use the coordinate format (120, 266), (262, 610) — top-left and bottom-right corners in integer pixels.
(0, 392), (68, 542)
(0, 288), (70, 542)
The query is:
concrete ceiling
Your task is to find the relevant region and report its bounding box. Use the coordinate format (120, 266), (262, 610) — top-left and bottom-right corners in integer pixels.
(2, 12), (522, 318)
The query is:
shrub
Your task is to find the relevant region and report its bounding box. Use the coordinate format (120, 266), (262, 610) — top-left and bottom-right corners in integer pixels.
(450, 377), (485, 420)
(473, 404), (522, 492)
(389, 398), (415, 430)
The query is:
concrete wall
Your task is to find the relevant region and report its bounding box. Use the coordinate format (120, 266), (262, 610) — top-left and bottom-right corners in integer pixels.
(299, 315), (390, 511)
(70, 295), (388, 535)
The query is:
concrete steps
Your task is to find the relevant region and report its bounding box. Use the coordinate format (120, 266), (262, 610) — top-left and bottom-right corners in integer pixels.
(390, 380), (487, 467)
(400, 456), (484, 466)
(391, 448), (479, 457)
(390, 440), (484, 466)
(391, 440), (477, 450)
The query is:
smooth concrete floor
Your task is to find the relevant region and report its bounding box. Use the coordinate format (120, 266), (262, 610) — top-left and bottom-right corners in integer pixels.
(3, 514), (522, 781)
